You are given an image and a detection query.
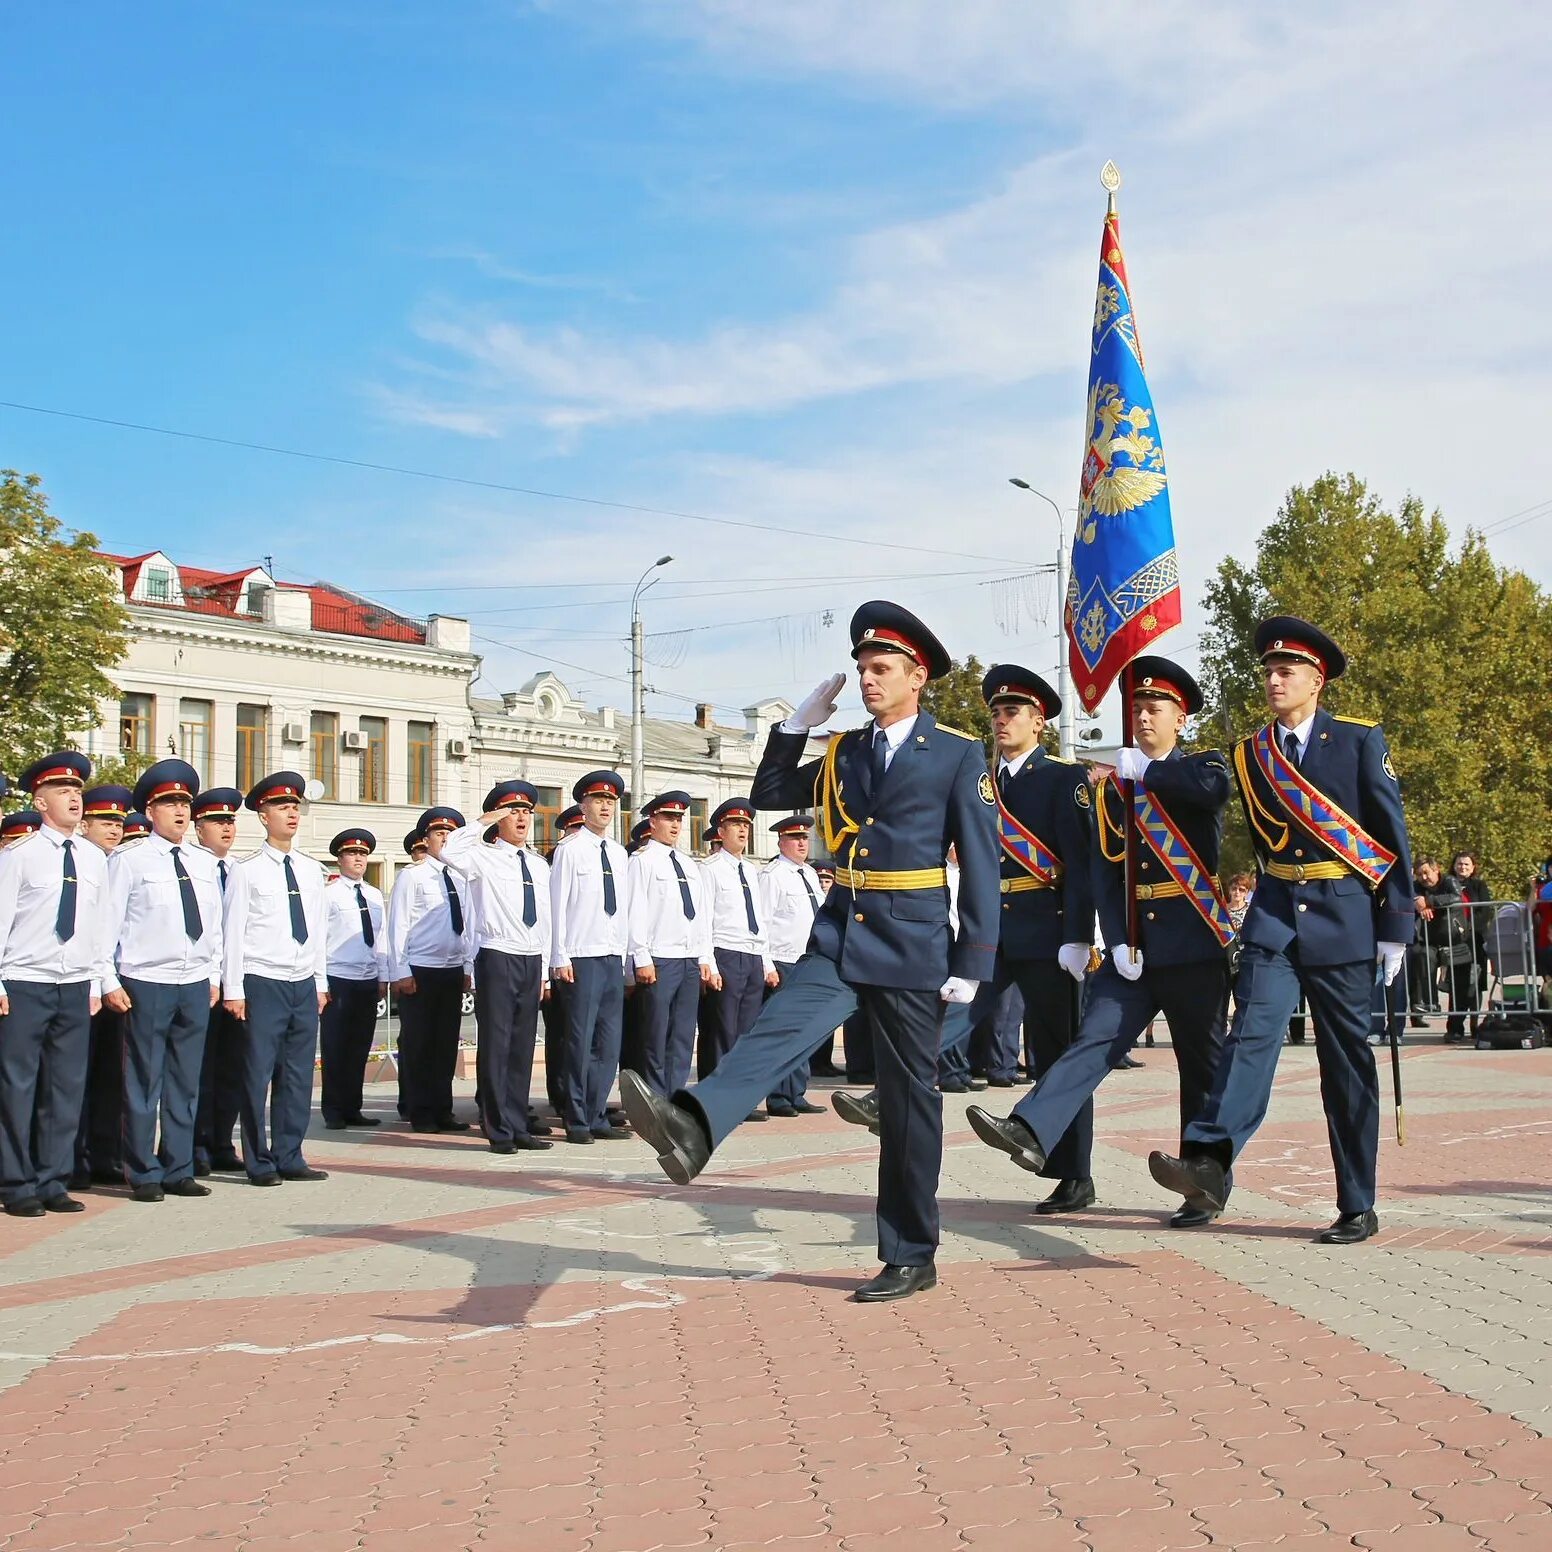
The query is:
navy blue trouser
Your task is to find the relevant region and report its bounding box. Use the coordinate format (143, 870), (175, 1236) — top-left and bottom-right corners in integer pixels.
(75, 1006), (125, 1178)
(0, 980), (91, 1205)
(196, 1003), (243, 1164)
(239, 975), (320, 1180)
(1185, 945), (1378, 1214)
(122, 977), (212, 1186)
(400, 964), (465, 1126)
(473, 948), (542, 1144)
(320, 976), (380, 1125)
(561, 955), (625, 1134)
(842, 1011), (874, 1079)
(698, 948), (765, 1080)
(767, 961), (815, 1108)
(639, 957), (701, 1097)
(541, 984), (566, 1112)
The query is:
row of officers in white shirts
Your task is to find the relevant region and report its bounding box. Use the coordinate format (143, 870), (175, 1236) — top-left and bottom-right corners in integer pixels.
(0, 752), (825, 1217)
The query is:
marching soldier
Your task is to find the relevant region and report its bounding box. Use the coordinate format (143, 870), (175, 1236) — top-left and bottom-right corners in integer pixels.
(965, 659), (1233, 1224)
(622, 601), (999, 1302)
(761, 815), (828, 1117)
(1150, 619), (1414, 1243)
(190, 787), (244, 1173)
(320, 829), (388, 1130)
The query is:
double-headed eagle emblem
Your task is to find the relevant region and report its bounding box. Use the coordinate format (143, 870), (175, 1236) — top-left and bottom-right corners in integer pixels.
(1078, 379), (1168, 544)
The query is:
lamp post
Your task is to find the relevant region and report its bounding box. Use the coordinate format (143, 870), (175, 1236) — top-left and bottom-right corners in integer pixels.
(630, 555), (674, 826)
(1008, 479), (1075, 757)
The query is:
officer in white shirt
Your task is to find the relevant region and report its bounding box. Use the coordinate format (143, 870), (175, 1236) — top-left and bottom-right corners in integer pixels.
(385, 807), (473, 1133)
(102, 760), (223, 1202)
(222, 772), (330, 1185)
(190, 788), (245, 1173)
(0, 753), (111, 1217)
(443, 782), (553, 1153)
(320, 828), (388, 1131)
(698, 798), (779, 1087)
(760, 814), (828, 1117)
(548, 770), (632, 1143)
(627, 792), (714, 1096)
(540, 803), (586, 1118)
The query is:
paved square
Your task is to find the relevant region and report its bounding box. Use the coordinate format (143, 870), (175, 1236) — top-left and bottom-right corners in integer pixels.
(3, 1039), (1550, 1550)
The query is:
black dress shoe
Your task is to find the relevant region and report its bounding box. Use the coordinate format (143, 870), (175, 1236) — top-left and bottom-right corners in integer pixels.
(1148, 1151), (1228, 1213)
(193, 1160), (212, 1178)
(437, 1118), (471, 1133)
(619, 1070), (712, 1185)
(41, 1193), (86, 1213)
(591, 1125), (632, 1141)
(3, 1197), (45, 1218)
(249, 1172), (283, 1187)
(164, 1178), (212, 1197)
(792, 1099), (827, 1115)
(938, 1078), (969, 1094)
(346, 1116), (381, 1127)
(511, 1135), (553, 1151)
(411, 1121), (440, 1133)
(210, 1154), (245, 1173)
(831, 1091), (882, 1135)
(1034, 1177), (1096, 1215)
(68, 1170), (93, 1192)
(987, 1076), (1017, 1088)
(132, 1183), (165, 1203)
(966, 1107), (1047, 1173)
(810, 1061), (841, 1078)
(280, 1167), (329, 1181)
(745, 1109), (768, 1121)
(489, 1141), (516, 1155)
(606, 1107), (628, 1127)
(528, 1117), (554, 1137)
(1169, 1203), (1220, 1229)
(324, 1119), (349, 1130)
(966, 1077), (989, 1092)
(565, 1129), (595, 1145)
(1316, 1209), (1379, 1244)
(852, 1263), (937, 1303)
(1112, 1054), (1145, 1070)
(765, 1101), (797, 1118)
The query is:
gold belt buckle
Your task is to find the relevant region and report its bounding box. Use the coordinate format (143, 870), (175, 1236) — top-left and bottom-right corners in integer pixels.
(1293, 864), (1307, 883)
(1134, 884), (1151, 900)
(853, 869), (867, 890)
(1000, 878), (1012, 894)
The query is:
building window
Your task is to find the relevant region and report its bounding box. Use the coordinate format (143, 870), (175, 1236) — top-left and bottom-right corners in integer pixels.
(235, 703), (269, 792)
(406, 721), (433, 806)
(144, 567), (173, 603)
(532, 785), (563, 852)
(359, 717), (387, 804)
(178, 699), (214, 783)
(120, 693), (153, 757)
(310, 712), (339, 801)
(690, 798), (708, 852)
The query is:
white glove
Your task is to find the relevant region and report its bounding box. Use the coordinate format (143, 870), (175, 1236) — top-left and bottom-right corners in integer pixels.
(1113, 946), (1145, 981)
(1377, 941), (1406, 985)
(1057, 943), (1091, 983)
(1112, 746), (1151, 783)
(939, 976), (979, 1004)
(787, 672), (847, 733)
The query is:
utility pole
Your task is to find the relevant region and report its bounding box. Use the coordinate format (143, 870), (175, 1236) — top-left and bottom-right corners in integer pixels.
(630, 555), (674, 828)
(1008, 480), (1076, 758)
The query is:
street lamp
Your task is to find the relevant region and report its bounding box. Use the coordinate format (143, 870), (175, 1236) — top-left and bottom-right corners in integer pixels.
(630, 555), (674, 827)
(1008, 479), (1076, 757)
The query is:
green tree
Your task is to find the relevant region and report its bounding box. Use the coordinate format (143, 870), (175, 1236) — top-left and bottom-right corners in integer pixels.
(921, 655), (994, 758)
(0, 471), (129, 790)
(1199, 472), (1552, 893)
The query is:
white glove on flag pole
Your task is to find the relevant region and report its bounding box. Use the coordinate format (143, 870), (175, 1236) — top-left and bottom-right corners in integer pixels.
(1377, 941), (1406, 985)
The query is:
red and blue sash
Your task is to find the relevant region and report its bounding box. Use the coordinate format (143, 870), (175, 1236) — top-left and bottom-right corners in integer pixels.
(1132, 787), (1236, 948)
(993, 783), (1062, 885)
(1250, 724), (1396, 887)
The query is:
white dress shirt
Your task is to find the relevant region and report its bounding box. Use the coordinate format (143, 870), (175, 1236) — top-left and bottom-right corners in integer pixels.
(702, 849), (775, 973)
(760, 854), (822, 964)
(998, 745), (1037, 781)
(385, 857), (473, 981)
(870, 713), (918, 772)
(1277, 711), (1318, 763)
(627, 840), (713, 971)
(222, 843), (329, 992)
(548, 828), (631, 970)
(324, 876), (389, 981)
(104, 832), (223, 991)
(0, 824), (112, 997)
(440, 826), (551, 961)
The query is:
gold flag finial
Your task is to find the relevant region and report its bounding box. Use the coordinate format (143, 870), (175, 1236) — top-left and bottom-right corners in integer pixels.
(1100, 160), (1121, 215)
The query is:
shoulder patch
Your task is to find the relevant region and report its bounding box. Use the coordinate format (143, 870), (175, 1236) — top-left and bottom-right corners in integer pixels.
(1382, 752), (1398, 781)
(1333, 714), (1378, 728)
(1074, 782), (1092, 810)
(977, 771), (996, 806)
(936, 723), (978, 741)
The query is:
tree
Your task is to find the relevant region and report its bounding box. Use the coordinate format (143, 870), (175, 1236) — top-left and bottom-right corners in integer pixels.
(1199, 472), (1552, 893)
(0, 471), (129, 790)
(921, 655), (994, 758)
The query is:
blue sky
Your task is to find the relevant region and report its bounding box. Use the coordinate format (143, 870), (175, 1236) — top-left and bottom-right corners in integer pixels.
(5, 1), (1550, 732)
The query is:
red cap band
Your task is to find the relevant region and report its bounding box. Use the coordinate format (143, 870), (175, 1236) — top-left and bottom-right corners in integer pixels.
(1134, 674), (1187, 709)
(1261, 637), (1326, 675)
(856, 626), (924, 666)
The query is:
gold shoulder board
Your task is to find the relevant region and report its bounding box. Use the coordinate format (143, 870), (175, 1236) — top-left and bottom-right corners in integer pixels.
(936, 724), (978, 742)
(1333, 715), (1378, 728)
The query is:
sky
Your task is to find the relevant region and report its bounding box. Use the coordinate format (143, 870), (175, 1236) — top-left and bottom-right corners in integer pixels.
(5, 1), (1550, 739)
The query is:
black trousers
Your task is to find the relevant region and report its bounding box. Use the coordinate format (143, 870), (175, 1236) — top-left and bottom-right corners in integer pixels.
(638, 958), (702, 1096)
(541, 982), (566, 1112)
(75, 1005), (125, 1178)
(841, 1010), (875, 1080)
(400, 964), (466, 1125)
(320, 976), (380, 1124)
(698, 948), (765, 1080)
(121, 977), (211, 1186)
(473, 948), (542, 1144)
(196, 1002), (244, 1165)
(0, 980), (91, 1205)
(239, 975), (318, 1180)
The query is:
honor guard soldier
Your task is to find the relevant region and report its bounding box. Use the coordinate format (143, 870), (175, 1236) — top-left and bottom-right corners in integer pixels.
(623, 601), (1000, 1302)
(761, 815), (828, 1116)
(191, 788), (245, 1172)
(320, 829), (388, 1130)
(387, 807), (474, 1133)
(101, 760), (224, 1201)
(223, 773), (330, 1185)
(627, 791), (714, 1096)
(1, 811), (44, 848)
(443, 782), (554, 1153)
(548, 770), (632, 1143)
(966, 660), (1233, 1224)
(0, 753), (110, 1216)
(1150, 619), (1414, 1243)
(72, 784), (134, 1190)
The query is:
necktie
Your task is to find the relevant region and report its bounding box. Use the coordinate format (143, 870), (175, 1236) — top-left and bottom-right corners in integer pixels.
(355, 883), (375, 946)
(56, 839), (77, 942)
(670, 851), (696, 919)
(867, 729), (888, 798)
(600, 840), (617, 916)
(283, 855), (308, 943)
(442, 868), (465, 934)
(997, 764), (1010, 796)
(171, 845), (203, 940)
(218, 859), (228, 893)
(518, 852), (537, 928)
(799, 868), (820, 909)
(737, 862), (759, 935)
(1282, 730), (1301, 768)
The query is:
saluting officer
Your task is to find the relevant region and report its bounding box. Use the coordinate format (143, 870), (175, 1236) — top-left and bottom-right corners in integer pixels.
(966, 659), (1234, 1225)
(320, 829), (388, 1130)
(223, 772), (330, 1185)
(1150, 619), (1414, 1244)
(0, 753), (110, 1217)
(442, 781), (554, 1154)
(623, 601), (999, 1302)
(190, 788), (246, 1173)
(761, 815), (828, 1117)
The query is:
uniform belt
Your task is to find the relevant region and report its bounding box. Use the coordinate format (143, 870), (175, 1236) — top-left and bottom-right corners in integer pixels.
(1262, 860), (1349, 883)
(833, 865), (948, 892)
(1133, 881), (1187, 901)
(1001, 875), (1055, 894)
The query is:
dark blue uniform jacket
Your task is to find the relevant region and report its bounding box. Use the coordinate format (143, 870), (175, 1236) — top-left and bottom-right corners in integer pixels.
(995, 747), (1096, 962)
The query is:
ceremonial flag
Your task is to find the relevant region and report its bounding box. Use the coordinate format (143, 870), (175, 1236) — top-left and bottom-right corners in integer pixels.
(1066, 167), (1181, 710)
